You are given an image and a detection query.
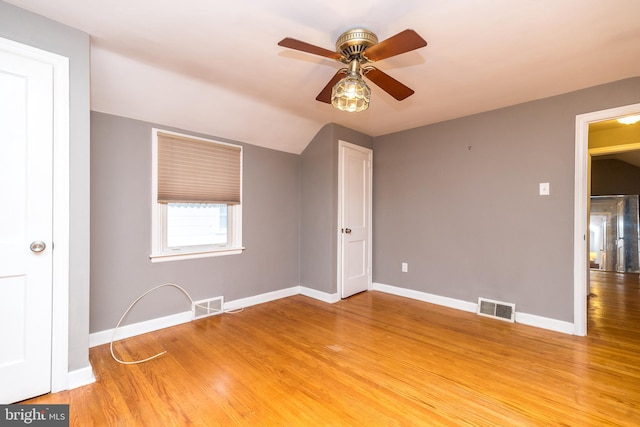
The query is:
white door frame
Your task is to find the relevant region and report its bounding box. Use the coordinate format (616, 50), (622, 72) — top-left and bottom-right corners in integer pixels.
(573, 102), (640, 336)
(0, 37), (70, 392)
(337, 140), (373, 298)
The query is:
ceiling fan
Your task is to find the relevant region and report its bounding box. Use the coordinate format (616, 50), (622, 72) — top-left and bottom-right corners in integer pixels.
(278, 28), (427, 112)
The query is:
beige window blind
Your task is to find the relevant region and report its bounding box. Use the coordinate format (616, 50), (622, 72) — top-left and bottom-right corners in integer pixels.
(157, 132), (241, 204)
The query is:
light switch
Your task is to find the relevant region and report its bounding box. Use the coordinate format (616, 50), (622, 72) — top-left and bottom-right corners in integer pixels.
(539, 182), (550, 196)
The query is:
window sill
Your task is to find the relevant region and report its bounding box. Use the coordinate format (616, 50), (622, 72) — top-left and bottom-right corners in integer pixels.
(150, 247), (245, 263)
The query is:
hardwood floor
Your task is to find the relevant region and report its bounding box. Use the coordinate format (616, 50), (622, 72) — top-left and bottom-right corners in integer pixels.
(26, 274), (640, 425)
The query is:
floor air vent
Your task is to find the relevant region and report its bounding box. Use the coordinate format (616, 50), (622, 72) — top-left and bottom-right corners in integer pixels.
(192, 296), (224, 320)
(477, 297), (515, 322)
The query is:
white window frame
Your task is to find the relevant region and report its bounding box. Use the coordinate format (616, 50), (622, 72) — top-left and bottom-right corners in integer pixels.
(150, 128), (243, 262)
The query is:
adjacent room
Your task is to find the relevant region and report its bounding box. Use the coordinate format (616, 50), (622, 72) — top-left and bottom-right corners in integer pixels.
(1, 0), (640, 424)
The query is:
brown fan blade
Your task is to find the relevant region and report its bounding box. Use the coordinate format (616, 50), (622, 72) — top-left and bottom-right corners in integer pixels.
(363, 67), (414, 101)
(278, 37), (343, 61)
(316, 70), (346, 103)
(363, 29), (427, 62)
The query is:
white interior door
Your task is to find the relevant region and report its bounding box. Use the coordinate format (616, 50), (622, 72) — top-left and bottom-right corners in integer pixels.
(0, 46), (54, 403)
(339, 142), (372, 298)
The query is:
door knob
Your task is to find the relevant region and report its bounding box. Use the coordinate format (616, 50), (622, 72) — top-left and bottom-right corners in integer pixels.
(30, 241), (46, 253)
(344, 228), (352, 234)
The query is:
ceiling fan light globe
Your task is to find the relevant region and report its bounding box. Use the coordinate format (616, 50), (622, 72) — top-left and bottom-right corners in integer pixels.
(331, 74), (371, 112)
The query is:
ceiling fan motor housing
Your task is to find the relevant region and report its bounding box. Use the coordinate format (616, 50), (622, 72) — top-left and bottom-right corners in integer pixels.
(335, 29), (378, 61)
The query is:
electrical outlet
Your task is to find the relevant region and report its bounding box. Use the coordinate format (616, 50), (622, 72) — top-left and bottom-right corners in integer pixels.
(539, 182), (550, 196)
(401, 262), (408, 273)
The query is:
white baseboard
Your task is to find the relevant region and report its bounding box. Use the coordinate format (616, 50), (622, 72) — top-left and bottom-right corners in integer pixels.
(66, 365), (96, 390)
(372, 282), (477, 313)
(223, 286), (300, 311)
(89, 282), (576, 353)
(299, 286), (340, 303)
(515, 312), (575, 334)
(373, 282), (575, 335)
(89, 310), (192, 348)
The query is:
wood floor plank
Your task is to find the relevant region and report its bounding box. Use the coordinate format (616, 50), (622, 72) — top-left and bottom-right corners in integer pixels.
(21, 271), (640, 425)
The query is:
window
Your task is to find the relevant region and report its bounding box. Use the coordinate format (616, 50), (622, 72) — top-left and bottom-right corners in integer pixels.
(166, 203), (228, 247)
(151, 129), (243, 262)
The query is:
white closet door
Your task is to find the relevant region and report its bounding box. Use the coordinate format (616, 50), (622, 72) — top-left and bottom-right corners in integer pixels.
(0, 46), (54, 403)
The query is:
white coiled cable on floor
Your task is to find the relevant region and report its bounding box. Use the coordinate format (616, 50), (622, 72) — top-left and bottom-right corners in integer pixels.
(110, 283), (243, 365)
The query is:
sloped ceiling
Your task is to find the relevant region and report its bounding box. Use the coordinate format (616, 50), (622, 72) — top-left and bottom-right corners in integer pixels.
(5, 0), (640, 153)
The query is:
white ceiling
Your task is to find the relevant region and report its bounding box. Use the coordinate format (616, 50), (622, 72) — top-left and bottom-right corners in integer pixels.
(6, 0), (640, 154)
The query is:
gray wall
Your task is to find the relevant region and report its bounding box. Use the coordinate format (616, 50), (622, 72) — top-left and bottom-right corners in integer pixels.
(300, 124), (334, 293)
(591, 159), (640, 196)
(299, 123), (372, 293)
(373, 77), (640, 322)
(90, 112), (300, 332)
(0, 1), (91, 371)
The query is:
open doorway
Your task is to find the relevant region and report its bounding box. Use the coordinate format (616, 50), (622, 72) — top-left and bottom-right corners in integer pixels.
(587, 123), (640, 342)
(574, 104), (640, 336)
(589, 120), (640, 275)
